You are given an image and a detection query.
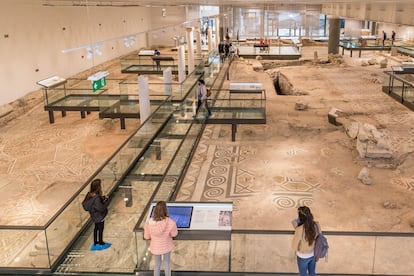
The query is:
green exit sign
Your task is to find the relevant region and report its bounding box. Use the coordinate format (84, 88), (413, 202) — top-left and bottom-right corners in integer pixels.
(92, 77), (106, 92)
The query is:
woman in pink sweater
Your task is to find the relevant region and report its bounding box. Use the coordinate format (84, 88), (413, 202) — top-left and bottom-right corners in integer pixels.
(144, 201), (178, 276)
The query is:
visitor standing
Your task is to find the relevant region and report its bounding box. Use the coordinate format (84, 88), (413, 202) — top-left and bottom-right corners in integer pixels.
(154, 49), (161, 71)
(291, 206), (321, 276)
(82, 179), (111, 251)
(144, 201), (178, 276)
(391, 30), (396, 45)
(382, 30), (387, 46)
(194, 79), (212, 119)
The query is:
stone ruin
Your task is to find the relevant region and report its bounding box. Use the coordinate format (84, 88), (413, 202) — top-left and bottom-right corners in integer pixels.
(346, 122), (394, 185)
(346, 122), (392, 159)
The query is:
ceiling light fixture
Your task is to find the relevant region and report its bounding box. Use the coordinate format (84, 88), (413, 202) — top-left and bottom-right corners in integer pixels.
(85, 47), (93, 59)
(124, 37), (130, 47)
(95, 48), (102, 56)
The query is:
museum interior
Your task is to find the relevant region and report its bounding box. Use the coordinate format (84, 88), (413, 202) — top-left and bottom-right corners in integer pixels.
(2, 0), (414, 275)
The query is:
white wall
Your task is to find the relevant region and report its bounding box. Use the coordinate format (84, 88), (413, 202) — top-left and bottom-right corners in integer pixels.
(0, 0), (152, 105)
(343, 19), (364, 37)
(323, 2), (414, 26)
(148, 6), (188, 47)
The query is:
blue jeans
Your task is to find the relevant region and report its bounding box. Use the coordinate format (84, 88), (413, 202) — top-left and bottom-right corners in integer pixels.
(297, 256), (316, 276)
(154, 252), (171, 276)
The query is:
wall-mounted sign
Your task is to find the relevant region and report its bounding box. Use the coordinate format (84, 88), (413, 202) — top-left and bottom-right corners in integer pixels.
(87, 71), (109, 92)
(92, 77), (106, 92)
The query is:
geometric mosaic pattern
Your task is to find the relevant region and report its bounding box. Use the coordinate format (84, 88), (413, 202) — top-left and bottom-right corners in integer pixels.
(391, 177), (414, 191)
(271, 175), (321, 209)
(202, 144), (257, 201)
(177, 124), (325, 213)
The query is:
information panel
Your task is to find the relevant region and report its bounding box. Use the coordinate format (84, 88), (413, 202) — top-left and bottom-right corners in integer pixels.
(147, 202), (232, 231)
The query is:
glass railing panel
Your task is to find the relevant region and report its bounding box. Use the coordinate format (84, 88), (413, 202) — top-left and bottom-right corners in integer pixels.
(208, 49), (219, 63)
(0, 229), (50, 269)
(403, 85), (414, 102)
(44, 194), (86, 267)
(43, 87), (66, 105)
(398, 46), (414, 56)
(382, 72), (392, 93)
(97, 93), (121, 112)
(231, 233), (414, 275)
(231, 233), (297, 273)
(170, 240), (231, 272)
(373, 236), (414, 275)
(165, 127), (202, 177)
(45, 88), (106, 108)
(391, 78), (404, 98)
(135, 230), (148, 271)
(153, 123), (204, 202)
(98, 93), (169, 116)
(136, 238), (230, 272)
(137, 238), (230, 272)
(210, 99), (265, 120)
(120, 56), (154, 70)
(55, 179), (158, 274)
(128, 139), (182, 177)
(119, 81), (185, 100)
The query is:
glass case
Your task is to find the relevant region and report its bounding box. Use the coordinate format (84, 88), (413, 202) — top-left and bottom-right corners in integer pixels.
(382, 69), (414, 110)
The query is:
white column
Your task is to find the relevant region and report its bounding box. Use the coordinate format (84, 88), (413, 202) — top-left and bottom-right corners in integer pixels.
(260, 7), (265, 39)
(207, 28), (213, 53)
(178, 44), (186, 83)
(215, 17), (220, 47)
(186, 27), (195, 74)
(163, 67), (172, 96)
(138, 75), (151, 123)
(196, 28), (202, 59)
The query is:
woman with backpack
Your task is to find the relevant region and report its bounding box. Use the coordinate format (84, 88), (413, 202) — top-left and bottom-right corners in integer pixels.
(291, 206), (321, 276)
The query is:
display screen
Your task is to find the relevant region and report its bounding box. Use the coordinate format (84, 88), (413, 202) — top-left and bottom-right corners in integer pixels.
(150, 206), (193, 228)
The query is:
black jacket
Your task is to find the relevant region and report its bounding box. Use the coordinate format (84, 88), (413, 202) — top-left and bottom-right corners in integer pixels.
(82, 193), (109, 223)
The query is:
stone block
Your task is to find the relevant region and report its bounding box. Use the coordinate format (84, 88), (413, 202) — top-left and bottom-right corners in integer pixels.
(366, 143), (392, 159)
(356, 139), (367, 158)
(358, 128), (370, 142)
(368, 58), (377, 65)
(372, 129), (383, 141)
(295, 101), (308, 110)
(363, 123), (376, 132)
(376, 138), (389, 150)
(328, 107), (342, 126)
(346, 122), (360, 139)
(358, 167), (369, 178)
(358, 167), (371, 185)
